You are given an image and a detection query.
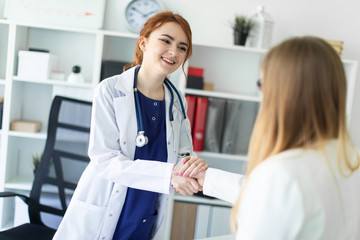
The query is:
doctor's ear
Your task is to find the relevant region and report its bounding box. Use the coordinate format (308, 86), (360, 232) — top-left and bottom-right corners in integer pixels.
(139, 36), (147, 51)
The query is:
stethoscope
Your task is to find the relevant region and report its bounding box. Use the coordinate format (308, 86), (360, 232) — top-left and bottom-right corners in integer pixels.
(134, 66), (188, 150)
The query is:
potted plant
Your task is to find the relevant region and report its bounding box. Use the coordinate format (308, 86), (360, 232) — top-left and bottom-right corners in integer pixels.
(32, 152), (42, 174)
(232, 15), (255, 46)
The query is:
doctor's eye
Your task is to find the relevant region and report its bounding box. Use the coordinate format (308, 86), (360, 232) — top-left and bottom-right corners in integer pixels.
(160, 38), (170, 44)
(178, 45), (187, 52)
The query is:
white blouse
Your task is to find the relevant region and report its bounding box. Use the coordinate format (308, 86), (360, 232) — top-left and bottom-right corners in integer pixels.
(203, 140), (360, 240)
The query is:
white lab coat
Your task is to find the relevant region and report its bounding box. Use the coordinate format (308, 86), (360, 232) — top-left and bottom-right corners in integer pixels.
(203, 139), (360, 240)
(53, 67), (194, 240)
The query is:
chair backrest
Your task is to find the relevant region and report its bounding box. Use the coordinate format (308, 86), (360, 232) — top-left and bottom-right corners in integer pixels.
(28, 95), (92, 226)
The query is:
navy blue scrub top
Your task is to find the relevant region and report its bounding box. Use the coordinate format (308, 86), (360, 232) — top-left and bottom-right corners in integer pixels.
(112, 90), (168, 240)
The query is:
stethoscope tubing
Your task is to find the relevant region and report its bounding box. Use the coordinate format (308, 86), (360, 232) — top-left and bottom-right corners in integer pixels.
(134, 66), (145, 132)
(133, 66), (187, 148)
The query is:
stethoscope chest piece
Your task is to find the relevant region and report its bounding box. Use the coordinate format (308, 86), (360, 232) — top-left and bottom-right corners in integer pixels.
(135, 131), (148, 147)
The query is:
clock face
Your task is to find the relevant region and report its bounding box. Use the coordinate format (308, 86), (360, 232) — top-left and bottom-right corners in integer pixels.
(125, 0), (164, 32)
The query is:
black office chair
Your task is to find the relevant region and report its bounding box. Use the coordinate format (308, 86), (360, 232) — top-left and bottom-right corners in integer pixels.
(0, 96), (92, 240)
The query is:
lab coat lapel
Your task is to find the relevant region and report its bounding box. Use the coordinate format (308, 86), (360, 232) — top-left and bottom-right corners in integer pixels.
(164, 82), (181, 164)
(114, 67), (137, 160)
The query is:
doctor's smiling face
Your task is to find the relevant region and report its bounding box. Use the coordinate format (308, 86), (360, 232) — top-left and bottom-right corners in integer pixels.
(140, 21), (189, 76)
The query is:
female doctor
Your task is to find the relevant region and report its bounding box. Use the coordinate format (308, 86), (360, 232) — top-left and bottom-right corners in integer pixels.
(193, 36), (360, 239)
(53, 11), (208, 240)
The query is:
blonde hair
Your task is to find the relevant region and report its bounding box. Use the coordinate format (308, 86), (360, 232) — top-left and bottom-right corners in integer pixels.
(231, 36), (360, 229)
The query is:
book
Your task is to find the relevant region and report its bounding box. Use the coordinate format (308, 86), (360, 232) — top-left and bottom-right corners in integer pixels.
(187, 66), (204, 89)
(193, 97), (209, 152)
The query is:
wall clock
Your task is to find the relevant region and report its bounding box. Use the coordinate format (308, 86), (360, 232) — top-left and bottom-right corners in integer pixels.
(124, 0), (165, 33)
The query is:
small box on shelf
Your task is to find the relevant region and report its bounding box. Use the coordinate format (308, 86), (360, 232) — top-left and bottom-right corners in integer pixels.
(203, 82), (214, 91)
(10, 120), (42, 133)
(18, 50), (57, 81)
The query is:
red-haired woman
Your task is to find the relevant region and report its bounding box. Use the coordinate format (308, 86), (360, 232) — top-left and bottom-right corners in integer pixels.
(54, 11), (208, 240)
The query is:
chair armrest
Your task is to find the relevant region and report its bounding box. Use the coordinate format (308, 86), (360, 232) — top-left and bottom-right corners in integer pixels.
(0, 191), (30, 205)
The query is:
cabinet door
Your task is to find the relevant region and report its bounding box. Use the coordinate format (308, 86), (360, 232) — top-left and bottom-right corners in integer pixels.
(0, 22), (9, 130)
(0, 22), (9, 81)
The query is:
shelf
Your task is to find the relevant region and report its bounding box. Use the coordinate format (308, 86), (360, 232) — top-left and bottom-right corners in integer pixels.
(173, 194), (232, 208)
(14, 21), (99, 35)
(8, 131), (47, 140)
(0, 19), (10, 25)
(102, 29), (138, 39)
(196, 151), (248, 161)
(4, 175), (74, 194)
(12, 76), (94, 89)
(193, 40), (267, 54)
(342, 59), (357, 65)
(4, 175), (34, 191)
(184, 89), (262, 102)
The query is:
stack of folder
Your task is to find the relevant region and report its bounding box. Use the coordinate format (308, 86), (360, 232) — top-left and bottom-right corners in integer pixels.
(220, 100), (259, 155)
(186, 95), (259, 154)
(186, 96), (209, 151)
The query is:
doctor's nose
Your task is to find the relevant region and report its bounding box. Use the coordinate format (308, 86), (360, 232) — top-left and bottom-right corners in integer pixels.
(168, 45), (178, 56)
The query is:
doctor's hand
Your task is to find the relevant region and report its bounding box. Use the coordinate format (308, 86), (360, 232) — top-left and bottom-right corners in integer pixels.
(171, 165), (202, 195)
(177, 156), (209, 178)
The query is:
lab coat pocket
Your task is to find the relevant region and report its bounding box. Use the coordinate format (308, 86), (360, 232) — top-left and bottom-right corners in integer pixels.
(55, 199), (107, 240)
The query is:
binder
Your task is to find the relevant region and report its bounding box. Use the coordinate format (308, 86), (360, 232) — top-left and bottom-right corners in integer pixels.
(185, 95), (197, 134)
(193, 97), (209, 152)
(221, 100), (259, 155)
(0, 98), (3, 129)
(203, 97), (226, 152)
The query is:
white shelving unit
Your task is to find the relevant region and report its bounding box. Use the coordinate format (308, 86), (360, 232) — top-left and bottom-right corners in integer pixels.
(0, 18), (358, 238)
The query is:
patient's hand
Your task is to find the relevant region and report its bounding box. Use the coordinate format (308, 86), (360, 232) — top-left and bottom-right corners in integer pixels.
(193, 171), (206, 187)
(176, 156), (209, 178)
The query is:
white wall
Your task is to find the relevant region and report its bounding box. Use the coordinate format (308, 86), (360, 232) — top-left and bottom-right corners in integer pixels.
(103, 0), (360, 147)
(1, 0), (359, 145)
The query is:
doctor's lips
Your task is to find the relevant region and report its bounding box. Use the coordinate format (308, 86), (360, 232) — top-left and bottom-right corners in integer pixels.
(161, 57), (175, 65)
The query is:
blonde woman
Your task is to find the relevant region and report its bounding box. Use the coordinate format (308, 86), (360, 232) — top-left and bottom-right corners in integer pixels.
(191, 36), (360, 239)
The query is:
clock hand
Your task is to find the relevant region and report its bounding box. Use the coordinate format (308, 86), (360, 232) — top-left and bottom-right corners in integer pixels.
(131, 7), (146, 17)
(143, 10), (159, 18)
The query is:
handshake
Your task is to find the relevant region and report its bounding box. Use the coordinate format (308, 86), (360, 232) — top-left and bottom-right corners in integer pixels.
(171, 156), (208, 195)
